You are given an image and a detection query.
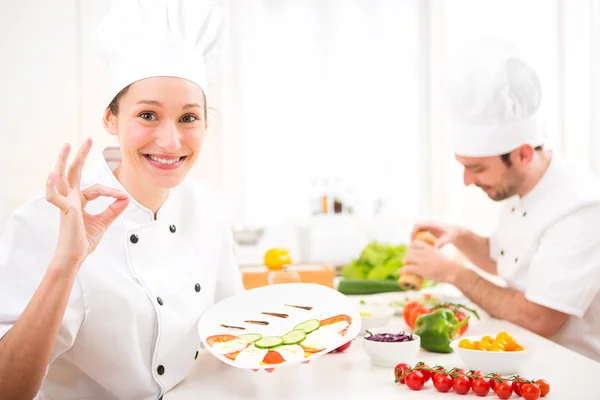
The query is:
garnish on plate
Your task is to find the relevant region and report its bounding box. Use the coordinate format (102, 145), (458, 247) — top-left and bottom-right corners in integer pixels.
(261, 312), (289, 318)
(220, 324), (246, 330)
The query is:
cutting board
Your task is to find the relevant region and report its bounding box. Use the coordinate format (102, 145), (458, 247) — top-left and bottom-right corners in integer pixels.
(240, 264), (336, 289)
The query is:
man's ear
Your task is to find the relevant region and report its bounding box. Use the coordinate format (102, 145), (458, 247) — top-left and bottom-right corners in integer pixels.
(517, 144), (535, 165)
(103, 108), (118, 136)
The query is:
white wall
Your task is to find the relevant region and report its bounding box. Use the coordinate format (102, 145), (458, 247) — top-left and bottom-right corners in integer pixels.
(0, 0), (80, 210)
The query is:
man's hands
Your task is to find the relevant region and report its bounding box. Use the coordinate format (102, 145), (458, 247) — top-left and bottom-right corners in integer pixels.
(401, 239), (462, 284)
(410, 222), (466, 249)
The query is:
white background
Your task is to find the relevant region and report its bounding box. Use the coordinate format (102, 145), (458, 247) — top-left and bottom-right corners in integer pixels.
(1, 0), (599, 263)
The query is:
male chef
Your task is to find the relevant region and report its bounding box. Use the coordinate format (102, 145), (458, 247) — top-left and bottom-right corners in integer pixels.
(401, 47), (600, 363)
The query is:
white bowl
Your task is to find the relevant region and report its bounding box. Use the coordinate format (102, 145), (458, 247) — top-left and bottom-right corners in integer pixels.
(363, 327), (421, 368)
(450, 334), (534, 375)
(358, 305), (395, 335)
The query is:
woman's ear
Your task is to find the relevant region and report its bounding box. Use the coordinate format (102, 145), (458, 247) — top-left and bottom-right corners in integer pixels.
(103, 108), (119, 136)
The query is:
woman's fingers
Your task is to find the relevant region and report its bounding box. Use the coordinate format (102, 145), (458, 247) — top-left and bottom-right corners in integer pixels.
(67, 138), (93, 189)
(45, 172), (70, 213)
(82, 184), (128, 203)
(54, 144), (70, 178)
(81, 184), (129, 228)
(96, 198), (129, 228)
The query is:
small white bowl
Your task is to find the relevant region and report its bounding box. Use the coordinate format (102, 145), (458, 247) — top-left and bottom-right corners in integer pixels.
(363, 327), (420, 368)
(358, 305), (395, 335)
(450, 334), (534, 375)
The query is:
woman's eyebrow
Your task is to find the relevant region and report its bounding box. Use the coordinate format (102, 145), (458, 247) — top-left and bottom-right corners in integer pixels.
(182, 103), (202, 110)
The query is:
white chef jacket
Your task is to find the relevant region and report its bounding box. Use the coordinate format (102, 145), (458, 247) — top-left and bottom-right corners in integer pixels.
(489, 155), (600, 362)
(0, 147), (245, 399)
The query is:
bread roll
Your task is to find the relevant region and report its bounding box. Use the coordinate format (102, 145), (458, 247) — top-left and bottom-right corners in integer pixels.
(398, 231), (437, 290)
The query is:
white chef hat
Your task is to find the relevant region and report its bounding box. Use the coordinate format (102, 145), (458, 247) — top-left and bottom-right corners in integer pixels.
(95, 0), (223, 108)
(446, 38), (546, 157)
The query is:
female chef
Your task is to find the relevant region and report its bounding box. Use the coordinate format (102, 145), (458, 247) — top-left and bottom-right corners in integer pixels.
(0, 1), (246, 399)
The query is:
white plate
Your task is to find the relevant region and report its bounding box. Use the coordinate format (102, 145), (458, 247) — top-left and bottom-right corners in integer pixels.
(198, 283), (361, 369)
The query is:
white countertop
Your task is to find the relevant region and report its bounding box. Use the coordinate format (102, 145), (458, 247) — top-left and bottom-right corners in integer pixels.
(165, 313), (600, 399)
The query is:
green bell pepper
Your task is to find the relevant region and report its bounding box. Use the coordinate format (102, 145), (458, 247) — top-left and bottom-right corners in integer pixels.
(413, 308), (470, 353)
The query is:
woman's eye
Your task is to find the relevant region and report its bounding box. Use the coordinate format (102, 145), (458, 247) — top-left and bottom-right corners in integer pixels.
(140, 112), (156, 121)
(181, 114), (198, 123)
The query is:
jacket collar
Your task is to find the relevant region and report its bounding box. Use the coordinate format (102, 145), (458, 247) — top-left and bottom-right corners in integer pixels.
(518, 152), (559, 211)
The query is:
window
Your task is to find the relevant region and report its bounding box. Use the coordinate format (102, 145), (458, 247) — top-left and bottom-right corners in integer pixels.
(222, 0), (425, 226)
(221, 0), (585, 238)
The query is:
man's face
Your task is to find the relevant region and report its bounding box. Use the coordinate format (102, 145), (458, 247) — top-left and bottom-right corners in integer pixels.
(455, 152), (526, 201)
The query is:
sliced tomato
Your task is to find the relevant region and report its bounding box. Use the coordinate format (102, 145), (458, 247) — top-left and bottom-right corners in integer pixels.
(320, 314), (352, 327)
(206, 334), (238, 347)
(262, 350), (286, 365)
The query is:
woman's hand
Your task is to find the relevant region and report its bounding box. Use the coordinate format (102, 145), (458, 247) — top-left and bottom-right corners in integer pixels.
(46, 138), (129, 269)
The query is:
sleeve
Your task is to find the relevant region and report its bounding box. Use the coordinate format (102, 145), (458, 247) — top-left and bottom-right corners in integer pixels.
(0, 199), (85, 364)
(524, 203), (600, 318)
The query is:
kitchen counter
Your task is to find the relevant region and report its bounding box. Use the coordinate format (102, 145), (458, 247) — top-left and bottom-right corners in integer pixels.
(165, 312), (599, 399)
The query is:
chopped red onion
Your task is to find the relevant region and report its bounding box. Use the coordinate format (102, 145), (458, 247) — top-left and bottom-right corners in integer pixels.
(364, 330), (414, 342)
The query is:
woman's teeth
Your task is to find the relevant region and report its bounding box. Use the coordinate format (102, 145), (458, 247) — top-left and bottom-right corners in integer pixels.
(147, 155), (182, 165)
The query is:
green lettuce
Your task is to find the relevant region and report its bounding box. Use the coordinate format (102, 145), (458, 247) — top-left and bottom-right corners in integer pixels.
(341, 241), (408, 281)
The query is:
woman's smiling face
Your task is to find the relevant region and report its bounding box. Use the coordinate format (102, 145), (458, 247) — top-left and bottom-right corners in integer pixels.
(103, 76), (207, 189)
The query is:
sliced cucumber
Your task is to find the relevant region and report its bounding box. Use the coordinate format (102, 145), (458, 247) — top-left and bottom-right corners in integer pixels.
(294, 319), (320, 334)
(254, 336), (284, 349)
(238, 333), (262, 343)
(282, 329), (307, 345)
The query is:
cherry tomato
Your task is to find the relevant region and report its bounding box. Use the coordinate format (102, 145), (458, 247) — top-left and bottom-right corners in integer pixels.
(405, 370), (425, 391)
(488, 374), (502, 391)
(512, 377), (527, 396)
(415, 363), (432, 382)
(453, 375), (471, 395)
(394, 363), (410, 384)
(330, 340), (351, 353)
(472, 377), (491, 396)
(433, 372), (453, 393)
(521, 383), (541, 400)
(495, 381), (514, 399)
(535, 379), (550, 397)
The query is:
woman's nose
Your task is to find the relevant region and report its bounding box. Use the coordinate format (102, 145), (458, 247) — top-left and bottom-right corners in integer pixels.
(155, 124), (181, 152)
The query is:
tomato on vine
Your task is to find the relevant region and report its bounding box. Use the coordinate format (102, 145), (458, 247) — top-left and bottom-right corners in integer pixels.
(433, 372), (452, 393)
(535, 379), (550, 397)
(521, 383), (541, 400)
(452, 375), (471, 395)
(394, 363), (410, 384)
(494, 381), (513, 399)
(472, 377), (491, 396)
(405, 371), (425, 391)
